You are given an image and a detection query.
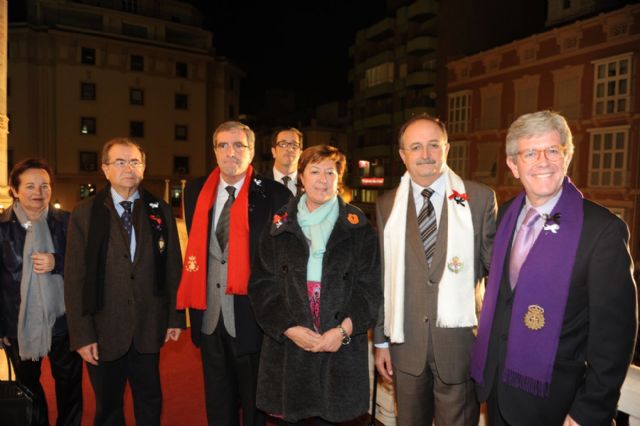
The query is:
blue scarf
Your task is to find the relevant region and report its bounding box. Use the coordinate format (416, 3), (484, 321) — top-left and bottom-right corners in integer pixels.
(297, 195), (339, 282)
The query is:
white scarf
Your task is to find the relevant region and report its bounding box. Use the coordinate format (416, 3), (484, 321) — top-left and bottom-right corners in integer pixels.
(383, 166), (476, 343)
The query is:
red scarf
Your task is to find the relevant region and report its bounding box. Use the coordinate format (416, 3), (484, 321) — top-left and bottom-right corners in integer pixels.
(176, 166), (252, 309)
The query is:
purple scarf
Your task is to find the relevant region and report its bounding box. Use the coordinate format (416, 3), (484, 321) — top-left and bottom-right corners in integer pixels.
(471, 177), (583, 397)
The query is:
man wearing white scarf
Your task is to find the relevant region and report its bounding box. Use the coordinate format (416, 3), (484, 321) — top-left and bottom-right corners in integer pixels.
(373, 115), (497, 426)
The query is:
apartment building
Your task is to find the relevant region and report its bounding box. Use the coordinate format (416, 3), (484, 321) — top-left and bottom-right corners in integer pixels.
(7, 0), (242, 209)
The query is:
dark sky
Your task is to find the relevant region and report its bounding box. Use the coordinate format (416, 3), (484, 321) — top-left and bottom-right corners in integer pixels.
(189, 0), (389, 114)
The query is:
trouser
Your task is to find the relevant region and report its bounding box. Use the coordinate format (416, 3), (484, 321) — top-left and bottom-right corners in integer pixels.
(86, 345), (161, 426)
(6, 334), (83, 426)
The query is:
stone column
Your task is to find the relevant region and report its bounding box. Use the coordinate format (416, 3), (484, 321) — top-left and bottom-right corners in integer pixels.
(0, 0), (12, 211)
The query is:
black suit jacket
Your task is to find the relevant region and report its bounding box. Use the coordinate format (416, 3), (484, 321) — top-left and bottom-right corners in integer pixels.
(183, 172), (291, 355)
(478, 198), (637, 426)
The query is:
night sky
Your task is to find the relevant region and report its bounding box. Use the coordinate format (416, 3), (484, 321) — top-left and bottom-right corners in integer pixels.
(189, 0), (389, 114)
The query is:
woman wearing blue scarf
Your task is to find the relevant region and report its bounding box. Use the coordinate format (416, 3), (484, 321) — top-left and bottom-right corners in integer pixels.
(249, 145), (381, 425)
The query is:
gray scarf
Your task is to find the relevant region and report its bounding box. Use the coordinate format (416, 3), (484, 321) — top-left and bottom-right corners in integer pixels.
(14, 202), (65, 361)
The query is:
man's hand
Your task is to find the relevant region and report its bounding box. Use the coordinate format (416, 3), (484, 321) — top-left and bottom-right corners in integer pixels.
(284, 326), (321, 351)
(32, 252), (55, 274)
(165, 328), (181, 342)
(375, 347), (394, 382)
(0, 336), (11, 348)
(563, 415), (581, 426)
(77, 343), (99, 366)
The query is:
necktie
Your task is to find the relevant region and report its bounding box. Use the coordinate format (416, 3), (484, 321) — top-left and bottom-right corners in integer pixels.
(509, 207), (540, 289)
(281, 175), (291, 188)
(120, 201), (133, 243)
(216, 186), (236, 249)
(417, 188), (437, 266)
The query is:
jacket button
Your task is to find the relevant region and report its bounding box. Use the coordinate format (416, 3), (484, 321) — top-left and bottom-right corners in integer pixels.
(424, 316), (429, 322)
(221, 260), (226, 264)
(216, 283), (221, 288)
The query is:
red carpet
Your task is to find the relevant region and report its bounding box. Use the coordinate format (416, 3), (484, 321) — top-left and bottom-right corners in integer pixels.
(41, 329), (207, 425)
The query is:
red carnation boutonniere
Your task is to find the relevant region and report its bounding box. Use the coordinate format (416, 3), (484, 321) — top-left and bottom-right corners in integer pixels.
(448, 190), (469, 207)
(149, 214), (163, 231)
(273, 212), (289, 229)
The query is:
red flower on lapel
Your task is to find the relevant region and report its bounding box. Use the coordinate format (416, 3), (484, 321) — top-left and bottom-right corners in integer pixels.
(448, 190), (469, 207)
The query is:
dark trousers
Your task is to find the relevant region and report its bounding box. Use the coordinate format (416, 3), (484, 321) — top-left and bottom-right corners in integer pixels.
(200, 319), (266, 426)
(5, 334), (83, 426)
(278, 418), (339, 425)
(86, 346), (161, 426)
(486, 385), (510, 426)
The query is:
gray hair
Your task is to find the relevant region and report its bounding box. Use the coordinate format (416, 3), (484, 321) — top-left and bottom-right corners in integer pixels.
(101, 137), (146, 165)
(213, 121), (255, 149)
(506, 111), (574, 157)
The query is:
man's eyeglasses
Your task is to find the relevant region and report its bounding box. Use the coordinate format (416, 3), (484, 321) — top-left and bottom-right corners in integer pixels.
(106, 159), (144, 169)
(215, 142), (250, 152)
(515, 145), (566, 164)
(275, 141), (301, 150)
(403, 142), (447, 153)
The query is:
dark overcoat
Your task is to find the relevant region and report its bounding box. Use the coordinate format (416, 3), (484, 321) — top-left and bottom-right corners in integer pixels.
(248, 196), (382, 423)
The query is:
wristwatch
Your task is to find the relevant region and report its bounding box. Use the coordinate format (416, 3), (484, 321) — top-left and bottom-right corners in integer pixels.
(337, 324), (351, 345)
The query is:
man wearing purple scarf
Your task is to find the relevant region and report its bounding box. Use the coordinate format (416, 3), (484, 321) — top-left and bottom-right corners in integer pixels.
(471, 111), (637, 426)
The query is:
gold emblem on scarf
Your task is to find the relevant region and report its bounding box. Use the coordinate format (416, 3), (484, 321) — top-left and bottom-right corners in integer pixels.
(524, 305), (545, 330)
(158, 235), (166, 254)
(186, 255), (199, 272)
(447, 256), (464, 273)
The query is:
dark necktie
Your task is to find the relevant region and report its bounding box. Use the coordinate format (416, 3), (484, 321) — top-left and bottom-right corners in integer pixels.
(281, 175), (291, 189)
(120, 201), (133, 243)
(417, 188), (437, 266)
(509, 208), (540, 289)
(216, 186), (236, 249)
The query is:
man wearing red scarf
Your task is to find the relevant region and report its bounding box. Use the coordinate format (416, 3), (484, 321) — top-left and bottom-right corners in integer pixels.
(177, 121), (290, 426)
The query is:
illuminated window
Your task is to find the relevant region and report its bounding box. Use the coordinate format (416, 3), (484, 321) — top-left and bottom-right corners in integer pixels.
(80, 117), (96, 135)
(592, 54), (631, 115)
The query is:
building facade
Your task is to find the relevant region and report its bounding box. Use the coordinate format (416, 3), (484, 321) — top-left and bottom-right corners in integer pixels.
(446, 3), (640, 261)
(7, 0), (242, 210)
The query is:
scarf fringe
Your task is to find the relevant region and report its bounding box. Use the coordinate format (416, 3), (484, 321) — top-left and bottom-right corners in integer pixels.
(502, 368), (550, 398)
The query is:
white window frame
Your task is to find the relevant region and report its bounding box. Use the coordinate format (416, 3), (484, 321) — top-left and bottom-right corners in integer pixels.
(587, 125), (630, 187)
(448, 90), (472, 135)
(592, 53), (632, 116)
(447, 141), (470, 179)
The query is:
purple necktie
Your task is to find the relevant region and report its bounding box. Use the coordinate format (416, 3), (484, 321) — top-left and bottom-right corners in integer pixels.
(509, 207), (540, 289)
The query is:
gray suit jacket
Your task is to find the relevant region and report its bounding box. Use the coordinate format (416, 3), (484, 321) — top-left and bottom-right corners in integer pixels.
(64, 192), (185, 361)
(374, 179), (496, 384)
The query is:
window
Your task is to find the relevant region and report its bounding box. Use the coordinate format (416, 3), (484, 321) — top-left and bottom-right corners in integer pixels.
(593, 55), (631, 115)
(122, 23), (147, 38)
(174, 156), (189, 175)
(479, 84), (502, 130)
(130, 121), (144, 137)
(81, 47), (96, 65)
(553, 65), (583, 119)
(176, 62), (188, 78)
(448, 91), (472, 134)
(364, 62), (394, 88)
(81, 82), (96, 100)
(130, 88), (144, 105)
(513, 75), (540, 118)
(122, 0), (138, 12)
(563, 0), (571, 10)
(175, 125), (188, 140)
(588, 127), (629, 187)
(130, 54), (144, 71)
(79, 151), (98, 172)
(80, 184), (96, 199)
(448, 141), (469, 178)
(175, 93), (188, 110)
(81, 117), (96, 135)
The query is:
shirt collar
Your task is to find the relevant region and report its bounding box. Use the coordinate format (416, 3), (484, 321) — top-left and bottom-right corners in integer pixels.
(525, 188), (563, 217)
(273, 168), (297, 182)
(111, 187), (140, 208)
(410, 172), (446, 199)
(219, 175), (246, 195)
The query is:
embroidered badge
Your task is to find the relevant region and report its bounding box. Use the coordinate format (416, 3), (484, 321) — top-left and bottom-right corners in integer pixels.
(148, 202), (159, 209)
(157, 235), (166, 254)
(524, 305), (545, 331)
(448, 190), (469, 207)
(186, 255), (199, 272)
(447, 256), (464, 273)
(254, 178), (262, 186)
(347, 213), (359, 225)
(542, 212), (561, 234)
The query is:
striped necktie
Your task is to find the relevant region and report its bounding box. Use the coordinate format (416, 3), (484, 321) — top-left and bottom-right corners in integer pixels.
(216, 186), (236, 249)
(418, 188), (437, 266)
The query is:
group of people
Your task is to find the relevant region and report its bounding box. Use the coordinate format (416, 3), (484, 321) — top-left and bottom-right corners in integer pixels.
(0, 110), (636, 426)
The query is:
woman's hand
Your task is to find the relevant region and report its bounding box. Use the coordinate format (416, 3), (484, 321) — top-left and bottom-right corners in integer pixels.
(32, 252), (55, 274)
(313, 318), (353, 353)
(284, 326), (321, 351)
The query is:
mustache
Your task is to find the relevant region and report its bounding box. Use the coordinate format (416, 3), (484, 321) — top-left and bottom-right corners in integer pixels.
(416, 159), (436, 165)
